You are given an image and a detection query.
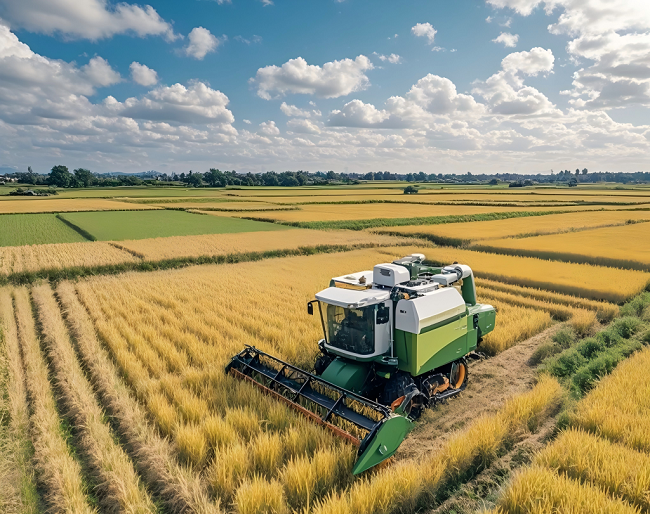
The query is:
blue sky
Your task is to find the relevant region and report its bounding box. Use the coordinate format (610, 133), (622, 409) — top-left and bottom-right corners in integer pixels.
(0, 0), (649, 174)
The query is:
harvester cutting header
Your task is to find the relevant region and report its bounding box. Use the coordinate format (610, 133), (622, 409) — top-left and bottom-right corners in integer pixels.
(227, 254), (496, 474)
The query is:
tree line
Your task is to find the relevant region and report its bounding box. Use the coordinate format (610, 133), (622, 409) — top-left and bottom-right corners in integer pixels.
(5, 165), (650, 188)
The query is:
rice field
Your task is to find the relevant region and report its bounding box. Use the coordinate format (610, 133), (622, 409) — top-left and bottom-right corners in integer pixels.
(0, 198), (160, 213)
(423, 247), (650, 302)
(475, 222), (650, 271)
(0, 213), (88, 246)
(58, 209), (290, 241)
(0, 241), (139, 275)
(373, 210), (650, 245)
(2, 184), (650, 514)
(489, 345), (650, 514)
(114, 228), (412, 261)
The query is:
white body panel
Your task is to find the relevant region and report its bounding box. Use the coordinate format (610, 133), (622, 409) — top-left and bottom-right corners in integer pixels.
(395, 287), (466, 334)
(373, 263), (410, 288)
(315, 287), (390, 309)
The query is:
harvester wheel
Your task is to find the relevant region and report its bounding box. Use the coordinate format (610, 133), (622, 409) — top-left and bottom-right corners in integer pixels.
(449, 360), (468, 390)
(379, 373), (425, 418)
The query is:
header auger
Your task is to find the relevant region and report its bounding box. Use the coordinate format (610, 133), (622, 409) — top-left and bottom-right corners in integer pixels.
(226, 254), (496, 474)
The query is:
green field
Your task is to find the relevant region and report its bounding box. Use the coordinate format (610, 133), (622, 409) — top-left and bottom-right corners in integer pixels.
(58, 209), (290, 241)
(0, 214), (87, 246)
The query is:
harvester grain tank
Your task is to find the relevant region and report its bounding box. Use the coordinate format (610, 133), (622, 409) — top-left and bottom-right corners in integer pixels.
(227, 254), (496, 473)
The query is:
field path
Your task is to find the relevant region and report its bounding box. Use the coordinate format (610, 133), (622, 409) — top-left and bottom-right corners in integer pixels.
(397, 322), (562, 461)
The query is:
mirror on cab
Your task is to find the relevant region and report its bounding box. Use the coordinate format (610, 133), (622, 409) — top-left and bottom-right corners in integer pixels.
(376, 304), (390, 324)
(307, 301), (314, 316)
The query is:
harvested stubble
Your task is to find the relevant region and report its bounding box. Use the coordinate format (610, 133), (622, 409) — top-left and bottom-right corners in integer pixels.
(12, 287), (96, 513)
(312, 375), (562, 514)
(536, 428), (650, 512)
(423, 247), (650, 303)
(489, 465), (640, 514)
(31, 284), (155, 513)
(570, 346), (650, 453)
(373, 210), (650, 245)
(0, 288), (39, 512)
(55, 282), (220, 514)
(0, 199), (160, 214)
(474, 222), (650, 271)
(0, 241), (139, 276)
(477, 278), (619, 322)
(113, 228), (412, 261)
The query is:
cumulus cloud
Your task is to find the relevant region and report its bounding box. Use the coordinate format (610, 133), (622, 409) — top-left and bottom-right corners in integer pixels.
(184, 27), (222, 60)
(411, 22), (437, 44)
(258, 120), (280, 136)
(117, 82), (235, 126)
(492, 32), (519, 47)
(472, 48), (557, 116)
(329, 100), (392, 127)
(130, 62), (158, 86)
(82, 56), (121, 86)
(501, 47), (554, 75)
(251, 55), (374, 100)
(287, 118), (321, 134)
(375, 53), (402, 64)
(0, 0), (177, 40)
(280, 102), (312, 117)
(488, 0), (650, 109)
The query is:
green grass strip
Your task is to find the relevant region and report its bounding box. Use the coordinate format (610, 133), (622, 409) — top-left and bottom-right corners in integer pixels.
(243, 209), (602, 231)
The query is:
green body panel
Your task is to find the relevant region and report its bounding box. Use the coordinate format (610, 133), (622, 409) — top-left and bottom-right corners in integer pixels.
(352, 415), (414, 475)
(394, 316), (469, 376)
(469, 303), (496, 339)
(320, 358), (369, 394)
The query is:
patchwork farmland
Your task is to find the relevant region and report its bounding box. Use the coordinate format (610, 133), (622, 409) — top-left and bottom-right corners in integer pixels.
(1, 184), (650, 514)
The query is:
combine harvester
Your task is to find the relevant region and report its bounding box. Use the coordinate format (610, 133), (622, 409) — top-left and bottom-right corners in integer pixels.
(227, 254), (496, 474)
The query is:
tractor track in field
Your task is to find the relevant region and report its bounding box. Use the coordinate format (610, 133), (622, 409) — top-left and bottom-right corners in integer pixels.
(396, 322), (563, 462)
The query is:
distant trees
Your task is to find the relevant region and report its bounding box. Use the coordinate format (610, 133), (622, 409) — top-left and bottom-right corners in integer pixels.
(74, 168), (94, 187)
(404, 185), (418, 194)
(48, 165), (73, 187)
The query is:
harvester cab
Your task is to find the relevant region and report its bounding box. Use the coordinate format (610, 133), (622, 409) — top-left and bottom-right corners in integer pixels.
(227, 254), (495, 474)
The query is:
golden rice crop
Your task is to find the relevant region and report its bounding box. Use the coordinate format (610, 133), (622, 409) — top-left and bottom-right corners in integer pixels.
(535, 428), (650, 511)
(0, 199), (160, 214)
(0, 241), (139, 275)
(570, 347), (650, 453)
(423, 247), (650, 302)
(313, 375), (562, 514)
(475, 222), (650, 271)
(30, 284), (155, 513)
(55, 282), (219, 513)
(490, 466), (640, 514)
(477, 296), (552, 355)
(114, 228), (414, 261)
(476, 278), (619, 322)
(12, 288), (95, 513)
(0, 288), (39, 512)
(215, 203), (548, 222)
(373, 210), (650, 243)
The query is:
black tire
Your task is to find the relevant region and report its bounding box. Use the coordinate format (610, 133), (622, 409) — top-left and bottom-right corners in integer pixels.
(314, 354), (334, 376)
(379, 372), (415, 405)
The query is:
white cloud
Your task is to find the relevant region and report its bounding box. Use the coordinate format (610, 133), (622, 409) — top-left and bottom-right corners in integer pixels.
(184, 27), (222, 60)
(375, 53), (402, 64)
(260, 0), (273, 5)
(130, 62), (158, 86)
(234, 35), (262, 45)
(411, 22), (437, 44)
(280, 102), (312, 117)
(0, 0), (177, 41)
(501, 47), (554, 75)
(258, 120), (280, 136)
(251, 55), (374, 100)
(82, 56), (121, 86)
(243, 119), (251, 124)
(488, 0), (650, 109)
(493, 32), (519, 47)
(472, 48), (557, 116)
(329, 100), (392, 127)
(117, 82), (235, 126)
(287, 118), (321, 134)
